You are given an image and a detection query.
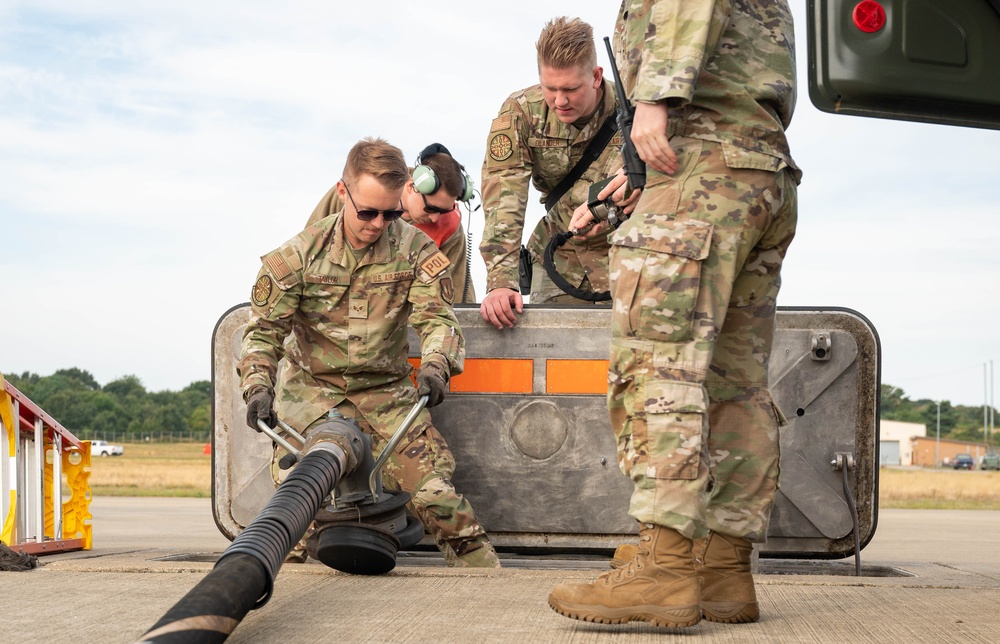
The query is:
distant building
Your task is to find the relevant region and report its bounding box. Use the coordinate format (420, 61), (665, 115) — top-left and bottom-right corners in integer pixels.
(879, 418), (994, 467)
(911, 436), (994, 468)
(880, 420), (926, 466)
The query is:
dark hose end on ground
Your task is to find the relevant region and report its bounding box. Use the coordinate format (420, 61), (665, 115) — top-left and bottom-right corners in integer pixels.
(136, 448), (348, 643)
(220, 449), (343, 607)
(135, 553), (267, 644)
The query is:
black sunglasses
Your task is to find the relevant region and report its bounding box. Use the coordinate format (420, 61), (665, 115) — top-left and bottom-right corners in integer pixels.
(420, 191), (455, 215)
(343, 182), (405, 221)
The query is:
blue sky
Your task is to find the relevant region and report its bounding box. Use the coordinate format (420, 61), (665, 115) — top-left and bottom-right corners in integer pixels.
(2, 1), (999, 410)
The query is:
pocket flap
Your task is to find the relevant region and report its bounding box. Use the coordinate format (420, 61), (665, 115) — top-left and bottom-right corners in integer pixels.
(721, 142), (782, 172)
(613, 217), (713, 260)
(643, 380), (707, 414)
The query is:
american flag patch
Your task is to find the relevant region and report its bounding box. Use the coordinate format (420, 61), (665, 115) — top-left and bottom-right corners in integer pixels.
(264, 252), (291, 280)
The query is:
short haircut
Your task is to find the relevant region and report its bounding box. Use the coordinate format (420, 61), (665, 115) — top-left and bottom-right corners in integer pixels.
(343, 137), (408, 190)
(536, 16), (596, 71)
(421, 153), (465, 199)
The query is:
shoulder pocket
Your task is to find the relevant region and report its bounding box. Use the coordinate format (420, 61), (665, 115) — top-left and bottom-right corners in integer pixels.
(261, 249), (300, 289)
(491, 114), (511, 132)
(486, 113), (521, 171)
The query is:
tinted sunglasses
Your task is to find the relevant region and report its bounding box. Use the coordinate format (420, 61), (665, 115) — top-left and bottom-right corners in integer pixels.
(343, 182), (405, 221)
(420, 191), (455, 215)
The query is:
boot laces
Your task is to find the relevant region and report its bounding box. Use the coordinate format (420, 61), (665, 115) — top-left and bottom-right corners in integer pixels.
(603, 525), (654, 583)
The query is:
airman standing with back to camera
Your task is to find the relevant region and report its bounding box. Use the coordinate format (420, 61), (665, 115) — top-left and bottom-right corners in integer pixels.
(478, 16), (640, 330)
(307, 144), (477, 304)
(239, 137), (499, 568)
(548, 0), (802, 627)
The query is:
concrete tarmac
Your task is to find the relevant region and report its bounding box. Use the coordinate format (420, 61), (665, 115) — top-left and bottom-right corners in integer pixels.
(3, 498), (999, 643)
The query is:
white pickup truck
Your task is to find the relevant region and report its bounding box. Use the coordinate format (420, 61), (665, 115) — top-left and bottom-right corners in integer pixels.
(90, 440), (124, 457)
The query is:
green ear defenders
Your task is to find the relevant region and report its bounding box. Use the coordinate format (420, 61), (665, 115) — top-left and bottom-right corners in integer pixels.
(412, 143), (475, 203)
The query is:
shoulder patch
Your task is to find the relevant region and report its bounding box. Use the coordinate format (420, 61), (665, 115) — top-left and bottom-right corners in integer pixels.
(489, 134), (514, 162)
(491, 114), (512, 132)
(263, 251), (291, 280)
(419, 250), (451, 279)
(251, 275), (273, 307)
(440, 277), (454, 304)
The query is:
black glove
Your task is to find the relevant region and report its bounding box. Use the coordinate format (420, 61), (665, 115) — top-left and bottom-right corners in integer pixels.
(245, 386), (277, 431)
(416, 362), (448, 408)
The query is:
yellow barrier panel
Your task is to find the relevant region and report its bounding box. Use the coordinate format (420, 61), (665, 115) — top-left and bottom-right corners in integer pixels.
(62, 446), (92, 549)
(1, 373), (91, 553)
(1, 374), (16, 545)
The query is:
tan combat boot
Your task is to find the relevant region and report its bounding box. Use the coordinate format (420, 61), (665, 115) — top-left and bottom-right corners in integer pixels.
(694, 532), (758, 623)
(610, 543), (638, 569)
(548, 524), (701, 628)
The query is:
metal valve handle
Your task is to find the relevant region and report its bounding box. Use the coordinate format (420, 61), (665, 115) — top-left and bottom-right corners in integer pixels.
(368, 395), (429, 499)
(256, 418), (308, 466)
(256, 395), (428, 499)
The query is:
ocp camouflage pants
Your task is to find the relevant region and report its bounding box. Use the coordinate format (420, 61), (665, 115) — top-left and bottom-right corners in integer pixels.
(608, 136), (798, 542)
(272, 398), (489, 556)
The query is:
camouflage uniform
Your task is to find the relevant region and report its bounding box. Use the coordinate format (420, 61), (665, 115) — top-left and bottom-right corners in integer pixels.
(238, 213), (489, 557)
(480, 80), (623, 303)
(610, 0), (801, 542)
(307, 182), (476, 303)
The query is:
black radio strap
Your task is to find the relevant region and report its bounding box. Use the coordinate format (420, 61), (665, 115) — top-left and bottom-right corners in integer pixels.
(543, 114), (618, 213)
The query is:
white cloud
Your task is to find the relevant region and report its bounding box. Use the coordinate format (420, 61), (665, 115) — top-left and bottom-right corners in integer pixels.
(2, 1), (999, 410)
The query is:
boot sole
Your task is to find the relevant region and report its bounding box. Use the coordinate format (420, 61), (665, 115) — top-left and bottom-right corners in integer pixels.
(548, 598), (701, 628)
(702, 601), (759, 624)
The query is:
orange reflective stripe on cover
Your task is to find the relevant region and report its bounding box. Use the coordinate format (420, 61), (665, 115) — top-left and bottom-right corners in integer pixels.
(545, 359), (608, 394)
(408, 358), (533, 393)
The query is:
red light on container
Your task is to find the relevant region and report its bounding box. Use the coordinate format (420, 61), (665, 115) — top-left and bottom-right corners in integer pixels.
(853, 1), (886, 33)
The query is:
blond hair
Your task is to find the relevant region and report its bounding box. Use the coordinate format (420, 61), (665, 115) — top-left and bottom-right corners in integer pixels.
(536, 16), (596, 71)
(343, 137), (408, 190)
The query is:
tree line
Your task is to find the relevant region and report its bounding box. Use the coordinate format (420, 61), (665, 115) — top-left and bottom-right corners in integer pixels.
(880, 384), (996, 443)
(5, 368), (210, 441)
(4, 368), (996, 444)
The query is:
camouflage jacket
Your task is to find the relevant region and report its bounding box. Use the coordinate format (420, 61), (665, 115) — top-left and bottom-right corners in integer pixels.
(479, 80), (624, 293)
(307, 183), (476, 303)
(238, 214), (464, 431)
(419, 211), (476, 304)
(614, 0), (800, 179)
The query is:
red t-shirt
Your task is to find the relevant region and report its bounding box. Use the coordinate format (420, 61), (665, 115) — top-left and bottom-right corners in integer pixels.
(413, 209), (460, 248)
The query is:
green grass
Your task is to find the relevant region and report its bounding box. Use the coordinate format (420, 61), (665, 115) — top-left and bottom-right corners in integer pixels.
(882, 498), (1000, 510)
(87, 441), (212, 498)
(85, 443), (1000, 511)
(89, 485), (212, 498)
(878, 468), (1000, 510)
